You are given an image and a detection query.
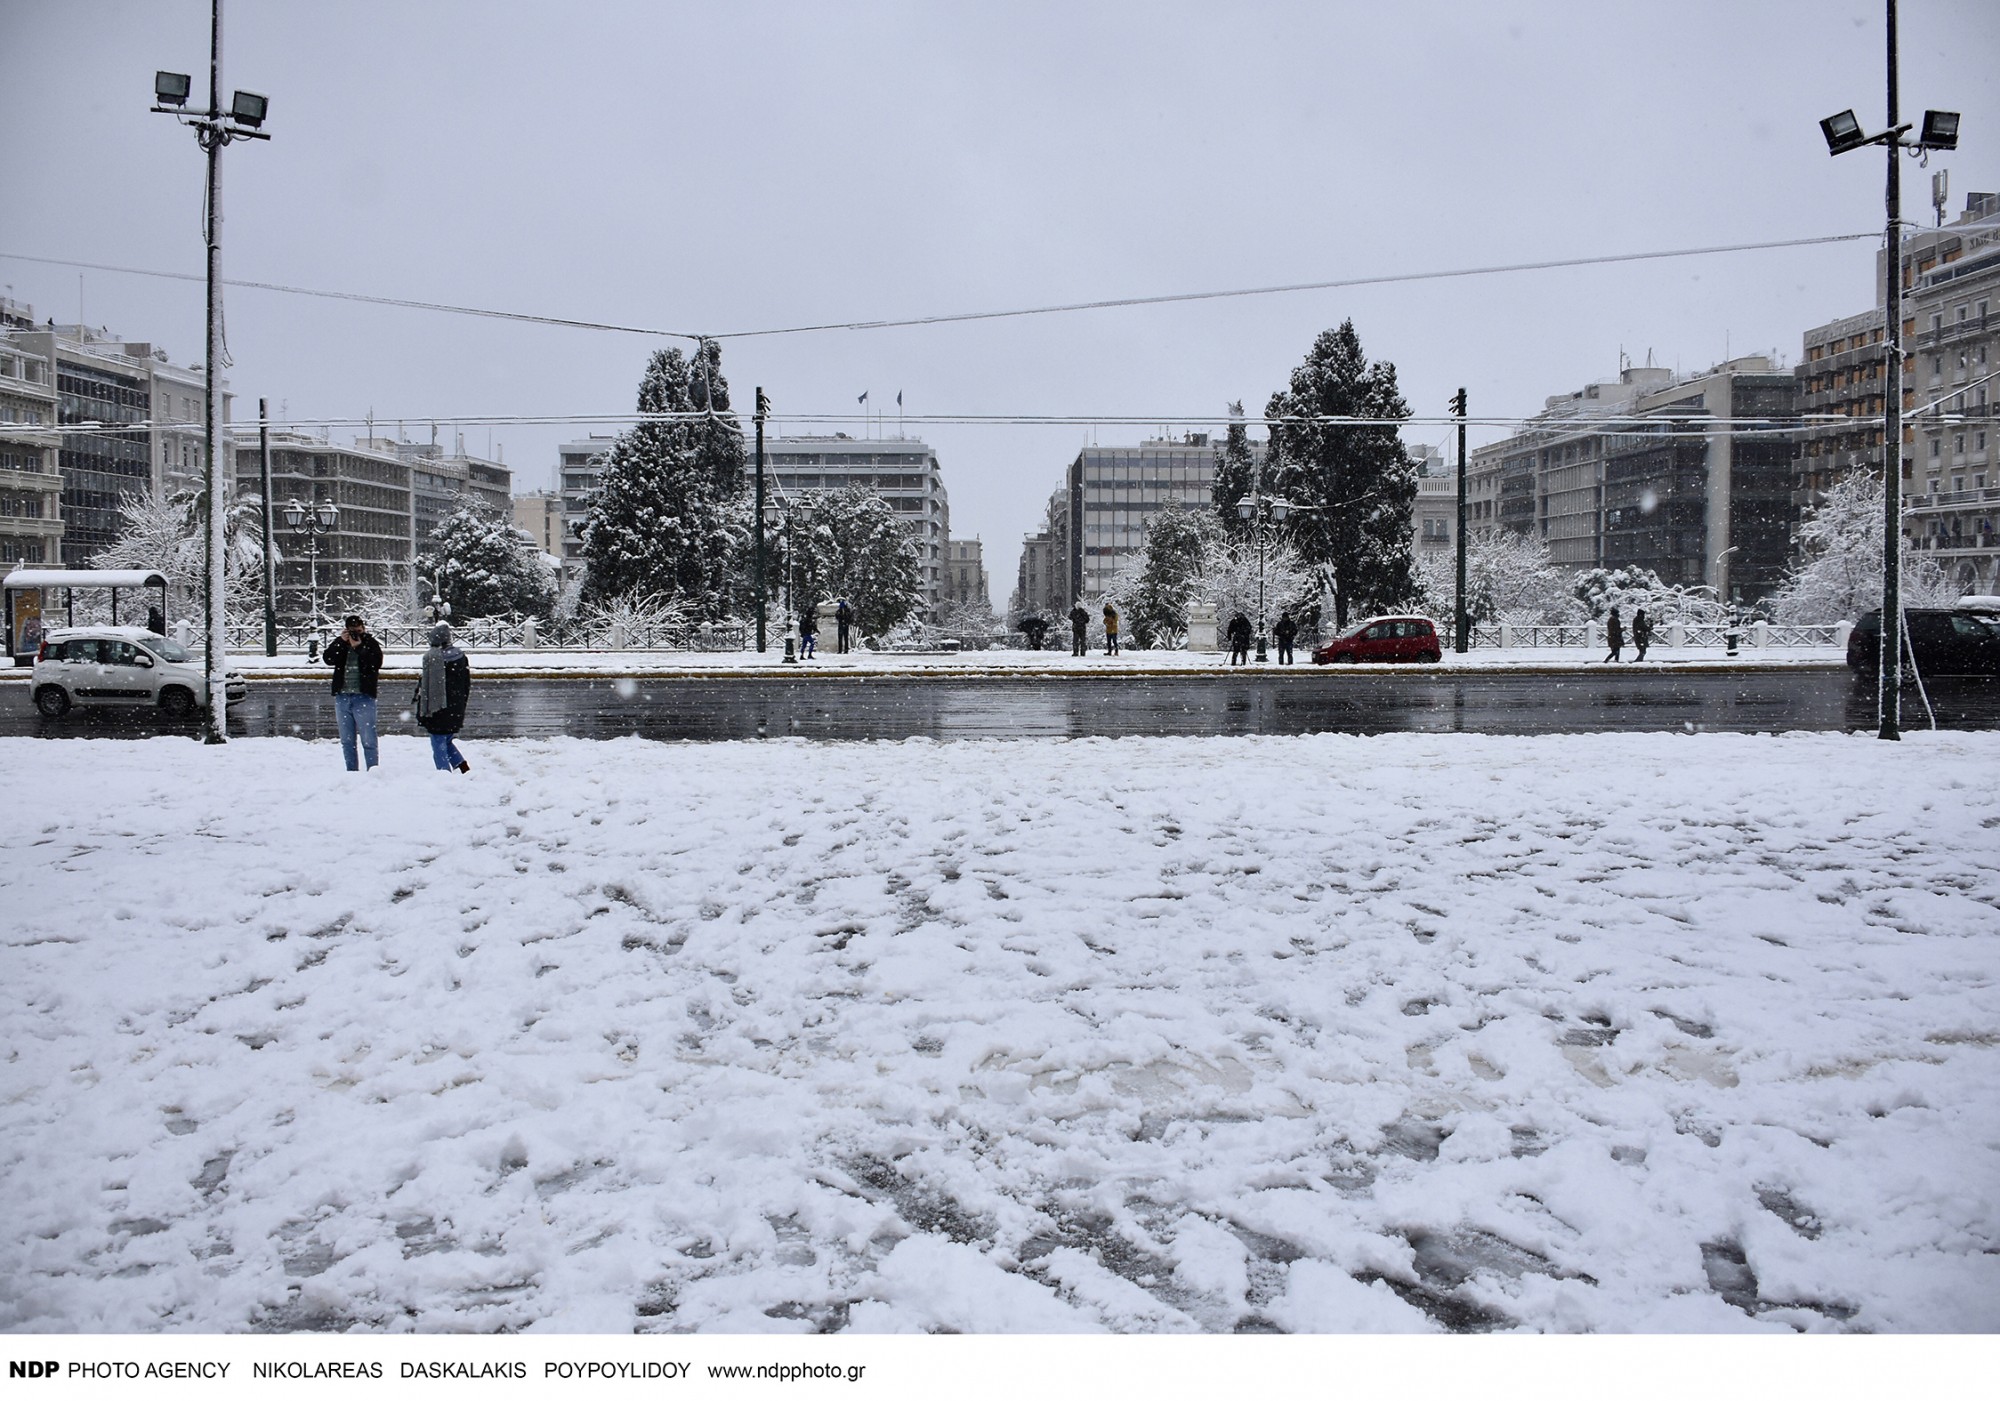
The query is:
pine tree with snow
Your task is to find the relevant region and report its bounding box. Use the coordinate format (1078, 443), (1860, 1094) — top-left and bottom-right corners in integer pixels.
(418, 503), (557, 620)
(1124, 499), (1220, 647)
(1210, 402), (1256, 538)
(1265, 322), (1417, 629)
(580, 340), (748, 618)
(779, 486), (924, 637)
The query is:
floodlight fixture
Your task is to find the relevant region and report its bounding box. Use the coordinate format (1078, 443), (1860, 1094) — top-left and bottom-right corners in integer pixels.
(155, 71), (191, 107)
(1918, 110), (1959, 151)
(1820, 109), (1868, 156)
(230, 90), (268, 128)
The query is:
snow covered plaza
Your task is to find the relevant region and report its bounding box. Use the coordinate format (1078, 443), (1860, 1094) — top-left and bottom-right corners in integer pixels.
(3, 729), (1997, 1335)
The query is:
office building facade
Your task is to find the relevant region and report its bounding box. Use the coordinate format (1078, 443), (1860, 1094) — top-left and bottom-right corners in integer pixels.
(757, 435), (951, 611)
(946, 538), (988, 607)
(0, 332), (63, 567)
(234, 433), (416, 602)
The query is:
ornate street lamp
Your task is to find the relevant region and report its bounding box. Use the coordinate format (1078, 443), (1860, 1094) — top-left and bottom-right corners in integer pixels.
(284, 497), (337, 659)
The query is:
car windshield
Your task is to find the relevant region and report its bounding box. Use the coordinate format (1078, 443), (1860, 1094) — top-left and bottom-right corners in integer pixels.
(144, 638), (191, 663)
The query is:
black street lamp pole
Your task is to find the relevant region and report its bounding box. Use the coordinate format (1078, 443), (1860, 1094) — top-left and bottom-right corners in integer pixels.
(1452, 388), (1469, 654)
(1819, 0), (1959, 741)
(754, 387), (768, 652)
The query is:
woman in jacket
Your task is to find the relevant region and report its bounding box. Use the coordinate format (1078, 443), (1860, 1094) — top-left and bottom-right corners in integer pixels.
(414, 624), (472, 773)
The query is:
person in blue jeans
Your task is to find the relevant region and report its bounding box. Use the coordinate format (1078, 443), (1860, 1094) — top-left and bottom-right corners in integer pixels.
(322, 614), (383, 770)
(414, 623), (472, 773)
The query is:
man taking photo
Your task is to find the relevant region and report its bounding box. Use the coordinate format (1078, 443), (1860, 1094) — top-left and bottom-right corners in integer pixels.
(323, 614), (384, 771)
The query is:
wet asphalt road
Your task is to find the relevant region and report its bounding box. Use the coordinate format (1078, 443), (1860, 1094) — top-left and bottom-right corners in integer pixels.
(8, 666), (1999, 742)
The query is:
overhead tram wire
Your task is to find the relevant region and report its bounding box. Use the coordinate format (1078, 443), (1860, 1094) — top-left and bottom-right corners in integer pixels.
(1, 230), (1879, 345)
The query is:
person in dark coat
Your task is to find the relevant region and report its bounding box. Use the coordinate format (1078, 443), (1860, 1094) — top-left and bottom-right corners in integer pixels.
(799, 607), (817, 659)
(1068, 603), (1089, 657)
(1226, 612), (1252, 666)
(835, 599), (854, 653)
(322, 614), (383, 770)
(1631, 607), (1653, 662)
(1603, 606), (1625, 663)
(414, 624), (472, 773)
(1273, 611), (1298, 665)
(1102, 600), (1121, 655)
(1021, 616), (1048, 650)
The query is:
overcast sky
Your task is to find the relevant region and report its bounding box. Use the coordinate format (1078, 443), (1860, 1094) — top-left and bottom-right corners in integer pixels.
(3, 0), (1997, 602)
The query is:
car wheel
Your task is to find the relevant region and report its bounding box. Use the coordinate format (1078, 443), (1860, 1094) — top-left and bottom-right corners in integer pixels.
(1420, 649), (1441, 664)
(1335, 651), (1355, 664)
(159, 686), (197, 719)
(34, 686), (71, 718)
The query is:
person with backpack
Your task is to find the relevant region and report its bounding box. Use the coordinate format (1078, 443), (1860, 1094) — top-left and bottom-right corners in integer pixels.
(414, 623), (472, 773)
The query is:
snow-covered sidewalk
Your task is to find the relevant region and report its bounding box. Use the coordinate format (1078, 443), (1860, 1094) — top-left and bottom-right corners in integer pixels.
(3, 731), (1995, 1334)
(41, 644), (1842, 681)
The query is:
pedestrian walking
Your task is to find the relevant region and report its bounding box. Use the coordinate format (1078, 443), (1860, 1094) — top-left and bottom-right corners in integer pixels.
(835, 599), (854, 653)
(1102, 600), (1121, 655)
(1603, 606), (1625, 663)
(1069, 603), (1089, 657)
(323, 614), (383, 771)
(1274, 611), (1298, 665)
(1631, 607), (1652, 663)
(414, 623), (472, 773)
(1226, 611), (1252, 666)
(799, 607), (817, 659)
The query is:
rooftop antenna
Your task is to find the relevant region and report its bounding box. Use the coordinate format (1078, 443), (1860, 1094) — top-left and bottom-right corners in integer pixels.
(1932, 168), (1949, 227)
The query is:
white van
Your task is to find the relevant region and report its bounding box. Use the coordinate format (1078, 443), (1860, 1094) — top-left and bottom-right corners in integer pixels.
(31, 627), (248, 718)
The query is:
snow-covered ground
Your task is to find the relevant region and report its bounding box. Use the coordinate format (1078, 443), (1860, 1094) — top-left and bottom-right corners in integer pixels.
(3, 731), (1995, 1334)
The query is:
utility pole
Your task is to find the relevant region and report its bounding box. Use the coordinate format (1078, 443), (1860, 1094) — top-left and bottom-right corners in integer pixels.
(151, 0), (268, 743)
(1452, 387), (1469, 654)
(754, 387), (768, 652)
(259, 397), (275, 656)
(1879, 0), (1904, 740)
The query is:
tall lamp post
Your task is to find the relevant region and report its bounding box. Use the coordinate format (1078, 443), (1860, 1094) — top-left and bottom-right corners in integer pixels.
(284, 498), (337, 661)
(151, 0), (270, 744)
(1235, 492), (1291, 663)
(1819, 0), (1959, 741)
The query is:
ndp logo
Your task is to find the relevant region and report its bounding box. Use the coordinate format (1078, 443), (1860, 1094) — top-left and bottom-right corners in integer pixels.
(9, 1360), (60, 1380)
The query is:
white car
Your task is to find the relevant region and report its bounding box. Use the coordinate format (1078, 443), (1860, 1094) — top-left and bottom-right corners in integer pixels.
(31, 627), (248, 719)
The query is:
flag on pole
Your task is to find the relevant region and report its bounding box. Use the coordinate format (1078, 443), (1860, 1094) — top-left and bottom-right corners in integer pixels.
(896, 390), (903, 407)
(858, 390), (869, 405)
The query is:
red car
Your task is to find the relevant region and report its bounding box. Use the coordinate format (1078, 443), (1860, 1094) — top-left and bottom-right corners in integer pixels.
(1312, 615), (1443, 665)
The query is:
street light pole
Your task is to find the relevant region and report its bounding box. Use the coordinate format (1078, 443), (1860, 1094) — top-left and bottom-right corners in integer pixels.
(258, 397), (275, 657)
(1819, 0), (1959, 741)
(1452, 388), (1469, 653)
(754, 387), (768, 652)
(1879, 1), (1905, 741)
(151, 0), (268, 744)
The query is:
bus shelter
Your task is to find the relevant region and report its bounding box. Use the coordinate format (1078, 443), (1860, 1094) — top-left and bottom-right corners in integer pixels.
(2, 569), (171, 664)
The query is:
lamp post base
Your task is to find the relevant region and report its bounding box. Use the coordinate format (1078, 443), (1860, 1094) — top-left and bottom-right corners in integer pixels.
(1254, 635), (1268, 663)
(782, 637), (798, 664)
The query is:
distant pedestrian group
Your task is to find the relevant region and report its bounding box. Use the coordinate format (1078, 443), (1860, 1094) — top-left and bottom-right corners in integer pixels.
(321, 614), (474, 774)
(1603, 607), (1653, 663)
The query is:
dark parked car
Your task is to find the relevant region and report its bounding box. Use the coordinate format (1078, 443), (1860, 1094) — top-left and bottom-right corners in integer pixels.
(1847, 606), (2000, 678)
(1313, 615), (1443, 665)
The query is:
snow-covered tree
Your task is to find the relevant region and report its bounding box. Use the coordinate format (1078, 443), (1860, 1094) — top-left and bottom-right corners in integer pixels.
(1210, 403), (1257, 537)
(418, 503), (557, 620)
(1571, 564), (1729, 625)
(934, 594), (1002, 641)
(581, 340), (747, 618)
(779, 486), (924, 636)
(1123, 500), (1220, 647)
(1197, 532), (1318, 637)
(1412, 531), (1579, 626)
(95, 485), (268, 627)
(1266, 321), (1418, 629)
(1766, 471), (1959, 622)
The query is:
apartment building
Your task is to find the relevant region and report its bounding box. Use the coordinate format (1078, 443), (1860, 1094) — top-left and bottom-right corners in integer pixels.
(233, 433), (415, 601)
(0, 335), (63, 567)
(757, 435), (951, 612)
(557, 434), (618, 554)
(513, 490), (566, 563)
(1, 317), (226, 562)
(946, 538), (989, 607)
